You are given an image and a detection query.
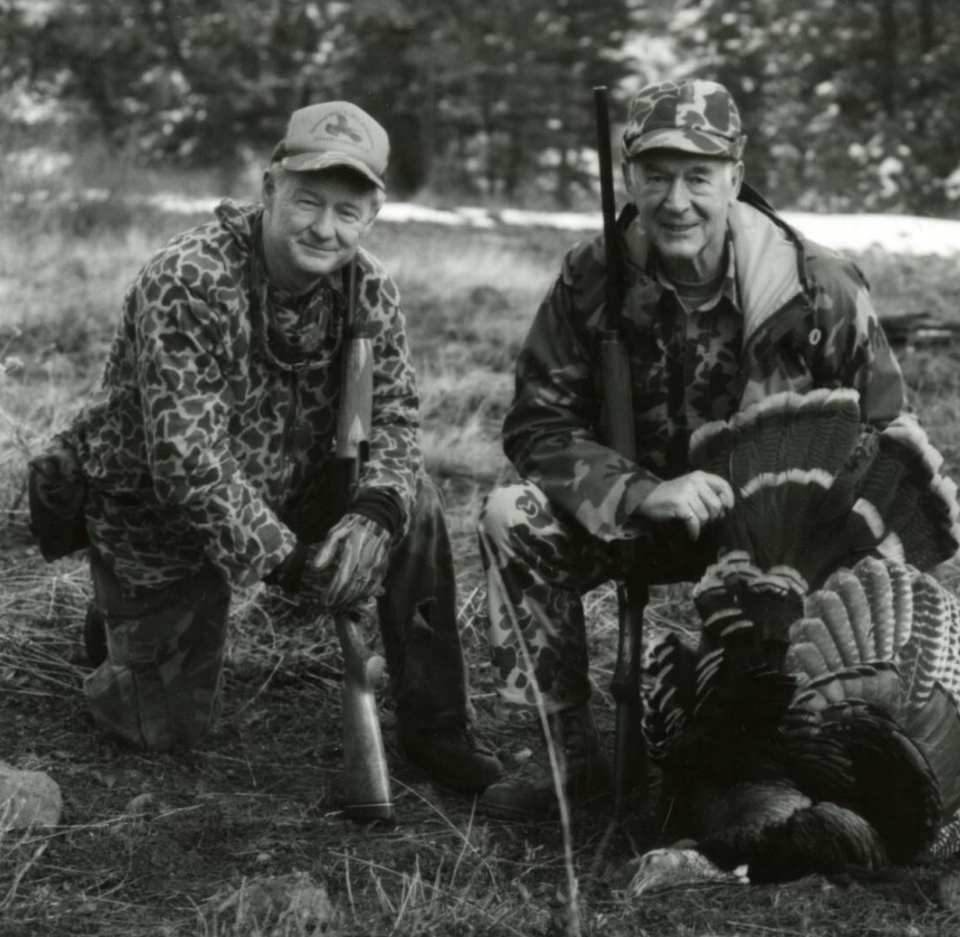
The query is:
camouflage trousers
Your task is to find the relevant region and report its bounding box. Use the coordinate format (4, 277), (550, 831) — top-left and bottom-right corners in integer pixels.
(478, 481), (716, 720)
(84, 474), (469, 751)
(84, 554), (230, 751)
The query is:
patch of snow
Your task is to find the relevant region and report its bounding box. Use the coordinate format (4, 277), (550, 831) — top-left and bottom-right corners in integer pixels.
(111, 192), (960, 257)
(143, 193), (220, 214)
(781, 212), (960, 257)
(496, 208), (602, 231)
(378, 203), (490, 227)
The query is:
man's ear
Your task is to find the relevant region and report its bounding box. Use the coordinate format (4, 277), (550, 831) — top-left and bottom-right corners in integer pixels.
(729, 160), (745, 201)
(262, 169), (276, 208)
(358, 194), (383, 238)
(622, 159), (639, 199)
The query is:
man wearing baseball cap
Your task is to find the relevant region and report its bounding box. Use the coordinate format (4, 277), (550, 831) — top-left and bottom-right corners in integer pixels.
(475, 78), (910, 819)
(31, 101), (503, 797)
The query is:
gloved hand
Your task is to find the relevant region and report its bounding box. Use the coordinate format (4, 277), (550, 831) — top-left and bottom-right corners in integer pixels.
(310, 513), (392, 611)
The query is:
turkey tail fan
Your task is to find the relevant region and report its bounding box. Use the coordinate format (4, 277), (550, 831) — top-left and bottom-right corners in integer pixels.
(690, 389), (870, 586)
(854, 417), (960, 571)
(691, 390), (960, 585)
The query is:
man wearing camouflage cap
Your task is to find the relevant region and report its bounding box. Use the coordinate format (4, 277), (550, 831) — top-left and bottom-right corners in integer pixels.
(29, 101), (503, 796)
(475, 78), (910, 819)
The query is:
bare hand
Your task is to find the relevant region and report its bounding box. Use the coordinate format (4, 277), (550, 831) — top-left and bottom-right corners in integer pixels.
(312, 513), (391, 610)
(635, 471), (735, 541)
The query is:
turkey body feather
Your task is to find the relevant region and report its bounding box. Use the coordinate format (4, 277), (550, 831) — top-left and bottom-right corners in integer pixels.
(631, 389), (960, 894)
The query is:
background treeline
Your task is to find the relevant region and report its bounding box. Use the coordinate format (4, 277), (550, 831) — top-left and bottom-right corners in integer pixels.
(3, 0), (960, 214)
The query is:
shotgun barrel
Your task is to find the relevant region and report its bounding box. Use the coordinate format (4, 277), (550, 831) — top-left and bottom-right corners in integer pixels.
(334, 259), (394, 822)
(593, 86), (649, 812)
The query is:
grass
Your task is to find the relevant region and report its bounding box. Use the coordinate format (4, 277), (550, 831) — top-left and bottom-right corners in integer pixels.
(4, 187), (960, 935)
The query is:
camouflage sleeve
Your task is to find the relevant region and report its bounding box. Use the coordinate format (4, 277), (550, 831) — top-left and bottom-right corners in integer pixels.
(809, 253), (911, 428)
(503, 248), (660, 542)
(355, 258), (421, 534)
(136, 277), (297, 588)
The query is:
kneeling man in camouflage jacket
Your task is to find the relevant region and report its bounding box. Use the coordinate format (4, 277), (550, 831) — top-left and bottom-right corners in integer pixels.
(31, 101), (502, 796)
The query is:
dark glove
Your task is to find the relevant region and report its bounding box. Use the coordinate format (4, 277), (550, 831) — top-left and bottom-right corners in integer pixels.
(311, 513), (392, 611)
(263, 541), (328, 595)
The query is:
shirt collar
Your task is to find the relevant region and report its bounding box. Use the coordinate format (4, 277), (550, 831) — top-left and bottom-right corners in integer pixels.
(651, 232), (741, 313)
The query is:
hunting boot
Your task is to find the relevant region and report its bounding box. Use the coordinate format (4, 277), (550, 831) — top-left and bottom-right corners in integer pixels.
(398, 723), (504, 795)
(477, 703), (611, 820)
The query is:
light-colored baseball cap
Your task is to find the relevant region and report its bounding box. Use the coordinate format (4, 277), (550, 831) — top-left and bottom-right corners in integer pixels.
(272, 101), (389, 189)
(622, 79), (746, 161)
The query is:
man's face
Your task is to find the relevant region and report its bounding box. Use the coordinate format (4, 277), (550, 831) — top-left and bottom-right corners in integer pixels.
(624, 152), (743, 280)
(261, 169), (379, 293)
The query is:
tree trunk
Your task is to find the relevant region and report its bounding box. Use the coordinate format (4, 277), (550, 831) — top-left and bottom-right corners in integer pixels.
(919, 0), (936, 55)
(419, 60), (436, 192)
(879, 0), (897, 117)
(556, 144), (571, 209)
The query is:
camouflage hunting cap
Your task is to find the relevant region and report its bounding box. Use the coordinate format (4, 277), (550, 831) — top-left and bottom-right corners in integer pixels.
(271, 101), (389, 190)
(622, 79), (745, 161)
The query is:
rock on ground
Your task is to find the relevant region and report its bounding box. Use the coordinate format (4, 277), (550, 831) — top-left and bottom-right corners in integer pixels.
(0, 760), (63, 830)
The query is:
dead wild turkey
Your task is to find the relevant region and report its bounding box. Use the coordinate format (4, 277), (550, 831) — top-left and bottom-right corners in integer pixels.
(628, 388), (960, 893)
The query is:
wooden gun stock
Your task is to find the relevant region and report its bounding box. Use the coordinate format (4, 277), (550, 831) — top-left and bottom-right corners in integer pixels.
(336, 611), (394, 821)
(594, 86), (649, 812)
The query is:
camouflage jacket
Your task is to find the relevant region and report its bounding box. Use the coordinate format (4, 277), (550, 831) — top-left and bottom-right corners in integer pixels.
(70, 200), (421, 595)
(503, 192), (909, 542)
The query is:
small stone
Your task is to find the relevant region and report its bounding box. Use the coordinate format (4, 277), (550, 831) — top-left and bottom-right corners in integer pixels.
(937, 870), (960, 910)
(125, 793), (158, 817)
(0, 761), (62, 830)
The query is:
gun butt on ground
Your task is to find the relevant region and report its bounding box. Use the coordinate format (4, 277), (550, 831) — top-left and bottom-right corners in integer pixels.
(336, 610), (394, 822)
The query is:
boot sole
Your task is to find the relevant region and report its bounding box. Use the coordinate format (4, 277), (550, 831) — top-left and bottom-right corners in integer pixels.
(476, 796), (559, 822)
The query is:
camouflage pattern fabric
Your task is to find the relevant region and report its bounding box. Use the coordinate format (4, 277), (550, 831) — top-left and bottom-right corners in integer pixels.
(502, 197), (910, 548)
(84, 473), (469, 751)
(67, 200), (421, 596)
(84, 552), (230, 751)
(652, 242), (743, 445)
(478, 482), (716, 717)
(622, 79), (745, 160)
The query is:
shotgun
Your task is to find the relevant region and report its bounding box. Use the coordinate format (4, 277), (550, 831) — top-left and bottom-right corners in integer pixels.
(593, 86), (649, 813)
(281, 258), (394, 822)
(332, 258), (394, 822)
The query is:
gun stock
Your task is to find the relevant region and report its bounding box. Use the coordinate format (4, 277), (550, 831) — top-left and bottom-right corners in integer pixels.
(336, 611), (394, 821)
(594, 86), (649, 812)
(334, 259), (394, 821)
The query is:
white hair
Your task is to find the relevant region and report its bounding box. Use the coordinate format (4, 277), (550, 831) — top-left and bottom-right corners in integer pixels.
(266, 164), (385, 216)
